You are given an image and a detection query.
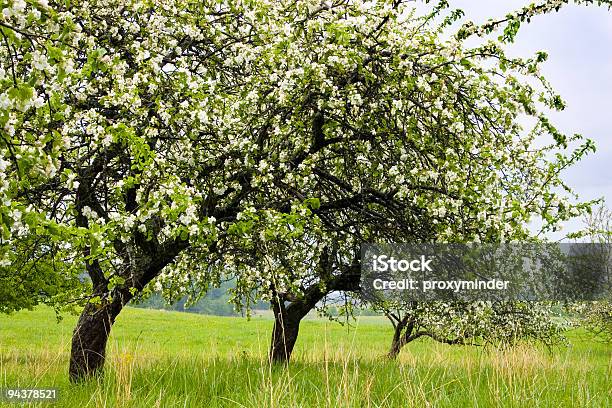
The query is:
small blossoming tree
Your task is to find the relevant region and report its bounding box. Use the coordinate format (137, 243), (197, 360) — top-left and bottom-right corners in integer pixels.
(378, 301), (568, 359)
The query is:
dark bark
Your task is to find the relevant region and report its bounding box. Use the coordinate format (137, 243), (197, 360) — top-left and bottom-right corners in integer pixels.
(69, 290), (131, 382)
(68, 237), (188, 382)
(387, 314), (413, 360)
(388, 340), (402, 360)
(269, 296), (304, 364)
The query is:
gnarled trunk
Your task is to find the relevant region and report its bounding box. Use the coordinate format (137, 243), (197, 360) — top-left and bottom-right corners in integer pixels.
(386, 312), (466, 359)
(268, 261), (361, 364)
(387, 314), (413, 360)
(387, 327), (404, 360)
(69, 291), (131, 382)
(67, 238), (187, 382)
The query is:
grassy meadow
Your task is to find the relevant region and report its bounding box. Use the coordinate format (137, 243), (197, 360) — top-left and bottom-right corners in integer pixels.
(0, 307), (610, 407)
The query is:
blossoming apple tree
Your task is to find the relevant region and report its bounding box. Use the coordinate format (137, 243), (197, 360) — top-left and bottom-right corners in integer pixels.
(155, 0), (605, 362)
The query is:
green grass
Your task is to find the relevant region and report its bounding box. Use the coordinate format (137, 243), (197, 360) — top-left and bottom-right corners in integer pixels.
(0, 307), (610, 407)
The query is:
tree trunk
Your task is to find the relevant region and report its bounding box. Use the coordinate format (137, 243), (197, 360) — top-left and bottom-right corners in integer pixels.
(270, 308), (302, 364)
(387, 315), (412, 360)
(270, 295), (311, 364)
(268, 262), (361, 364)
(388, 330), (403, 360)
(69, 293), (128, 382)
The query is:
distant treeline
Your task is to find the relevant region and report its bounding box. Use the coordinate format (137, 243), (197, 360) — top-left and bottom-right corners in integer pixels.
(131, 282), (268, 316)
(131, 286), (381, 317)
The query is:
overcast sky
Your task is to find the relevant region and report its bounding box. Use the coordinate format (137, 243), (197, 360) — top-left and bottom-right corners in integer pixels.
(417, 1), (612, 239)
